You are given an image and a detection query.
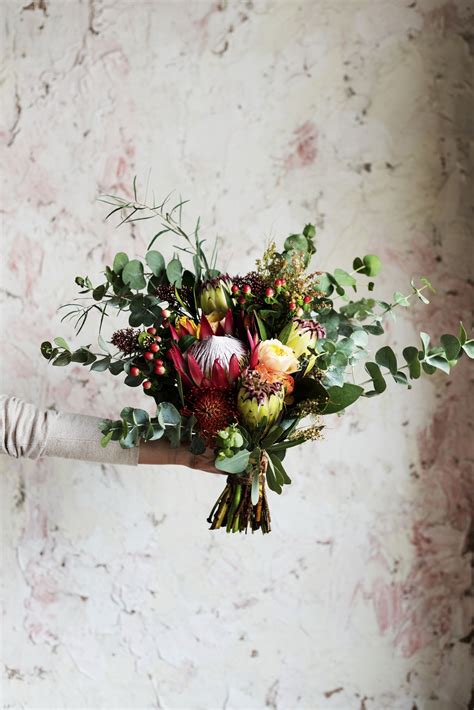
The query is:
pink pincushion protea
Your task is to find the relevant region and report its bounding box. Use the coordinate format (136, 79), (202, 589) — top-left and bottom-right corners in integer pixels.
(168, 336), (247, 443)
(187, 335), (248, 379)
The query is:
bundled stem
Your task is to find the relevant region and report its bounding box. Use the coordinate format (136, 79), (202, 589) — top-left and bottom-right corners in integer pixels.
(207, 454), (271, 534)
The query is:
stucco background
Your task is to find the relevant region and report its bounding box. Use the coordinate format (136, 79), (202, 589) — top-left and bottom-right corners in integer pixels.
(1, 1), (473, 708)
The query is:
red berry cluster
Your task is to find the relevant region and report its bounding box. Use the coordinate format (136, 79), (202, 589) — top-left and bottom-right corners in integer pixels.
(130, 316), (170, 391)
(231, 282), (253, 306)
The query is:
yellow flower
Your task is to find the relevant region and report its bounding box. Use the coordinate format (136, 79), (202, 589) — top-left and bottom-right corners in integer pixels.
(175, 317), (198, 338)
(257, 339), (299, 374)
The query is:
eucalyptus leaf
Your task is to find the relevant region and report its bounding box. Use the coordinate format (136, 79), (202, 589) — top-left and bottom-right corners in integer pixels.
(365, 362), (386, 394)
(122, 260), (146, 290)
(323, 383), (364, 415)
(52, 352), (72, 367)
(90, 357), (111, 372)
(113, 252), (129, 273)
(54, 337), (71, 351)
(403, 346), (421, 379)
(375, 346), (398, 375)
(166, 258), (183, 287)
(146, 250), (166, 277)
(215, 449), (251, 474)
(462, 340), (474, 359)
(440, 334), (461, 361)
(425, 355), (450, 374)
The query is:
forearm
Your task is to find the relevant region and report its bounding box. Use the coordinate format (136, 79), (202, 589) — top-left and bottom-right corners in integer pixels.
(1, 395), (219, 472)
(0, 395), (138, 466)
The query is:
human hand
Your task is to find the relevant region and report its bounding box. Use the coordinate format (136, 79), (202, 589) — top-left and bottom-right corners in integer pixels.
(138, 439), (224, 475)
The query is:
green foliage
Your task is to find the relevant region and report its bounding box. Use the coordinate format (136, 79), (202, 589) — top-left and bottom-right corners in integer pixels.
(215, 449), (251, 474)
(122, 260), (146, 290)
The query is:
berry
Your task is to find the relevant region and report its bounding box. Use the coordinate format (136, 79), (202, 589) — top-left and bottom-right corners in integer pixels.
(289, 301), (296, 311)
(147, 327), (157, 335)
(149, 343), (159, 353)
(274, 278), (283, 287)
(231, 284), (239, 294)
(155, 359), (164, 367)
(143, 380), (152, 390)
(296, 307), (304, 317)
(281, 278), (286, 286)
(304, 295), (312, 304)
(265, 287), (274, 298)
(144, 351), (154, 361)
(155, 336), (162, 343)
(154, 365), (166, 376)
(161, 309), (171, 319)
(130, 366), (140, 377)
(238, 296), (246, 305)
(242, 284), (251, 295)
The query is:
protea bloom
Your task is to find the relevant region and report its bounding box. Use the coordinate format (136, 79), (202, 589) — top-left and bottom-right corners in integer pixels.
(237, 370), (284, 432)
(167, 338), (246, 443)
(200, 275), (233, 315)
(282, 318), (326, 358)
(187, 335), (248, 379)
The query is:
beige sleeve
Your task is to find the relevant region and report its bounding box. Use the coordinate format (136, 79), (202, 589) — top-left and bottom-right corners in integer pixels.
(0, 395), (139, 466)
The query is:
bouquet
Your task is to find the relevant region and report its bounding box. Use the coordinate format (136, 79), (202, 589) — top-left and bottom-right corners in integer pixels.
(41, 184), (473, 534)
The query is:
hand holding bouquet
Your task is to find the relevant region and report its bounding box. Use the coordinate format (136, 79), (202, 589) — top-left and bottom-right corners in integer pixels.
(42, 184), (473, 534)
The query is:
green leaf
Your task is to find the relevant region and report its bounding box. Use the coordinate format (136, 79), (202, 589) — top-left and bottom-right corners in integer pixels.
(422, 361), (436, 375)
(459, 322), (467, 346)
(145, 250), (166, 277)
(109, 360), (125, 376)
(122, 260), (146, 290)
(284, 234), (308, 254)
(362, 255), (381, 277)
(261, 426), (284, 449)
(440, 334), (461, 361)
(375, 346), (398, 375)
(462, 340), (474, 358)
(334, 268), (356, 288)
(265, 458), (282, 494)
(251, 469), (260, 505)
(92, 284), (107, 301)
(98, 334), (110, 354)
(157, 402), (182, 427)
(402, 346), (421, 379)
(323, 383), (364, 415)
(215, 449), (251, 474)
(53, 337), (71, 351)
(364, 362), (387, 394)
(254, 312), (268, 340)
(269, 453), (291, 485)
(166, 258), (183, 287)
(100, 431), (114, 448)
(113, 252), (129, 273)
(393, 371), (410, 386)
(393, 291), (410, 307)
(420, 332), (430, 354)
(314, 273), (333, 295)
(425, 355), (450, 374)
(90, 357), (111, 372)
(52, 352), (72, 367)
(132, 409), (150, 426)
(71, 347), (96, 365)
(41, 341), (53, 359)
(420, 277), (435, 293)
(363, 323), (385, 336)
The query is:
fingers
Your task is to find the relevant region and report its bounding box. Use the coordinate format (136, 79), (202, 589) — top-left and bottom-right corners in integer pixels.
(191, 448), (225, 475)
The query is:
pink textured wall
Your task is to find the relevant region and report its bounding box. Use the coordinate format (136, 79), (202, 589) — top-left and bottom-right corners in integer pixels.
(1, 1), (472, 708)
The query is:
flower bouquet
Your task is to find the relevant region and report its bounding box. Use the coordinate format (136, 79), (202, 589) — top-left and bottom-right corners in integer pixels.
(42, 185), (473, 534)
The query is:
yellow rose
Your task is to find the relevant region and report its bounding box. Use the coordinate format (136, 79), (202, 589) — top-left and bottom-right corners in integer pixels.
(257, 339), (299, 374)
